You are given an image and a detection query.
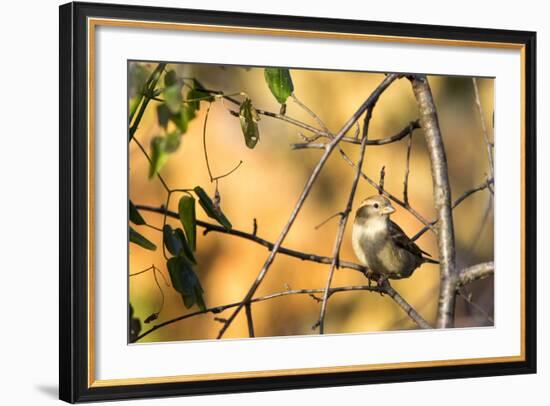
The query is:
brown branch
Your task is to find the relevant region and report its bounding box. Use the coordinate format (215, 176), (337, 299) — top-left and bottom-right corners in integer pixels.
(378, 165), (386, 194)
(245, 303), (255, 338)
(472, 78), (494, 180)
(132, 279), (435, 342)
(215, 74), (401, 339)
(457, 261), (494, 287)
(410, 177), (494, 241)
(410, 75), (457, 329)
(291, 120), (420, 149)
(383, 282), (432, 329)
(403, 130), (413, 204)
(135, 204), (368, 275)
(318, 106), (374, 334)
(133, 284), (385, 342)
(457, 289), (494, 324)
(339, 149), (435, 232)
(291, 93), (330, 134)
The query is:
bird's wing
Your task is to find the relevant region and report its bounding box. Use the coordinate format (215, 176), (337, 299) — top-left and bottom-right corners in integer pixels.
(389, 220), (432, 258)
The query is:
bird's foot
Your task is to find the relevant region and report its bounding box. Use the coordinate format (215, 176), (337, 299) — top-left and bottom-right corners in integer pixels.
(376, 276), (390, 295)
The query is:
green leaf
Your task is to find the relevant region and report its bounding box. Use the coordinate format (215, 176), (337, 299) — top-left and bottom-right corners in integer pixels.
(187, 79), (214, 111)
(164, 84), (183, 114)
(129, 96), (143, 123)
(194, 186), (232, 230)
(163, 225), (196, 263)
(170, 104), (196, 134)
(175, 228), (196, 264)
(129, 303), (141, 342)
(163, 224), (183, 256)
(144, 313), (158, 324)
(129, 227), (156, 251)
(129, 63), (150, 98)
(149, 136), (168, 179)
(156, 103), (171, 128)
(166, 256), (205, 310)
(264, 68), (294, 104)
(164, 70), (177, 87)
(239, 98), (260, 149)
(129, 201), (146, 225)
(178, 195), (197, 251)
(194, 285), (206, 312)
(165, 130), (182, 153)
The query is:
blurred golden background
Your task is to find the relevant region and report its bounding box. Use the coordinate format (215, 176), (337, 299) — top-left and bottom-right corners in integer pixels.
(129, 62), (494, 342)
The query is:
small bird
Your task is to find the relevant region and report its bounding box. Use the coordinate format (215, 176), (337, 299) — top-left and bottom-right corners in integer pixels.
(352, 195), (438, 280)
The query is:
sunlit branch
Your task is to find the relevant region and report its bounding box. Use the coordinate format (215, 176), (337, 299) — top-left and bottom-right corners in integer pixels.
(134, 204), (368, 275)
(339, 149), (435, 232)
(318, 105), (374, 334)
(457, 261), (494, 287)
(291, 120), (420, 149)
(472, 78), (494, 180)
(215, 74), (401, 339)
(410, 75), (457, 329)
(403, 129), (413, 204)
(410, 177), (494, 241)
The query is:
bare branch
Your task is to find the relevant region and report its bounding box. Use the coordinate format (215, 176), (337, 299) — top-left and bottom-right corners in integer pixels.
(133, 284), (385, 342)
(410, 75), (457, 329)
(340, 119), (420, 146)
(472, 78), (494, 180)
(378, 165), (386, 194)
(457, 261), (494, 287)
(215, 74), (401, 339)
(135, 204), (369, 275)
(457, 289), (494, 324)
(291, 94), (330, 134)
(291, 120), (420, 150)
(410, 177), (494, 241)
(339, 149), (435, 232)
(383, 282), (432, 329)
(318, 106), (374, 334)
(403, 130), (413, 204)
(245, 303), (255, 338)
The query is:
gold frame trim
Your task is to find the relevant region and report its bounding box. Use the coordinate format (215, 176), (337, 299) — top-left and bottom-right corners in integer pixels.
(87, 17), (527, 388)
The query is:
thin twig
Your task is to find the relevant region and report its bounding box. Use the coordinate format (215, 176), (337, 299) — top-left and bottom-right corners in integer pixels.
(134, 284), (384, 342)
(472, 78), (494, 180)
(457, 288), (494, 324)
(339, 149), (435, 232)
(410, 177), (494, 241)
(314, 212), (343, 230)
(319, 107), (374, 334)
(291, 120), (420, 149)
(135, 204), (368, 275)
(403, 130), (413, 205)
(383, 282), (432, 329)
(129, 63), (166, 140)
(129, 265), (168, 320)
(291, 94), (330, 133)
(466, 195), (493, 254)
(215, 74), (400, 339)
(245, 303), (255, 338)
(131, 136), (171, 193)
(203, 102), (243, 183)
(378, 165), (386, 194)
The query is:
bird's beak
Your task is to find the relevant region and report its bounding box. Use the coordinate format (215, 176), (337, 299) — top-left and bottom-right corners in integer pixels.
(381, 205), (395, 215)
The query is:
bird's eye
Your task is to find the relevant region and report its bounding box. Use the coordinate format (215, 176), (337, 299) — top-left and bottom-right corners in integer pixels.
(373, 203), (379, 209)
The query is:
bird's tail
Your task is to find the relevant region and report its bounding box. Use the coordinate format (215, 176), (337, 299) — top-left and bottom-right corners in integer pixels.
(422, 257), (439, 265)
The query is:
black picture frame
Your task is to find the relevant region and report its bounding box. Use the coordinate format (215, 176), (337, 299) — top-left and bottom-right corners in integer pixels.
(59, 1), (537, 403)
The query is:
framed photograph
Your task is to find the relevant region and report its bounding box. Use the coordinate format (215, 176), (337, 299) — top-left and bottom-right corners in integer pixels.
(59, 1), (536, 403)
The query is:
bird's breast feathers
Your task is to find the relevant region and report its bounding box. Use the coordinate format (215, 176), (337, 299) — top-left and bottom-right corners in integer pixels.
(352, 219), (417, 277)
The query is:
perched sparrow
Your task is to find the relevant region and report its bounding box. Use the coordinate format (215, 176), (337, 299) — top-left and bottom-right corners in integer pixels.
(352, 195), (438, 279)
